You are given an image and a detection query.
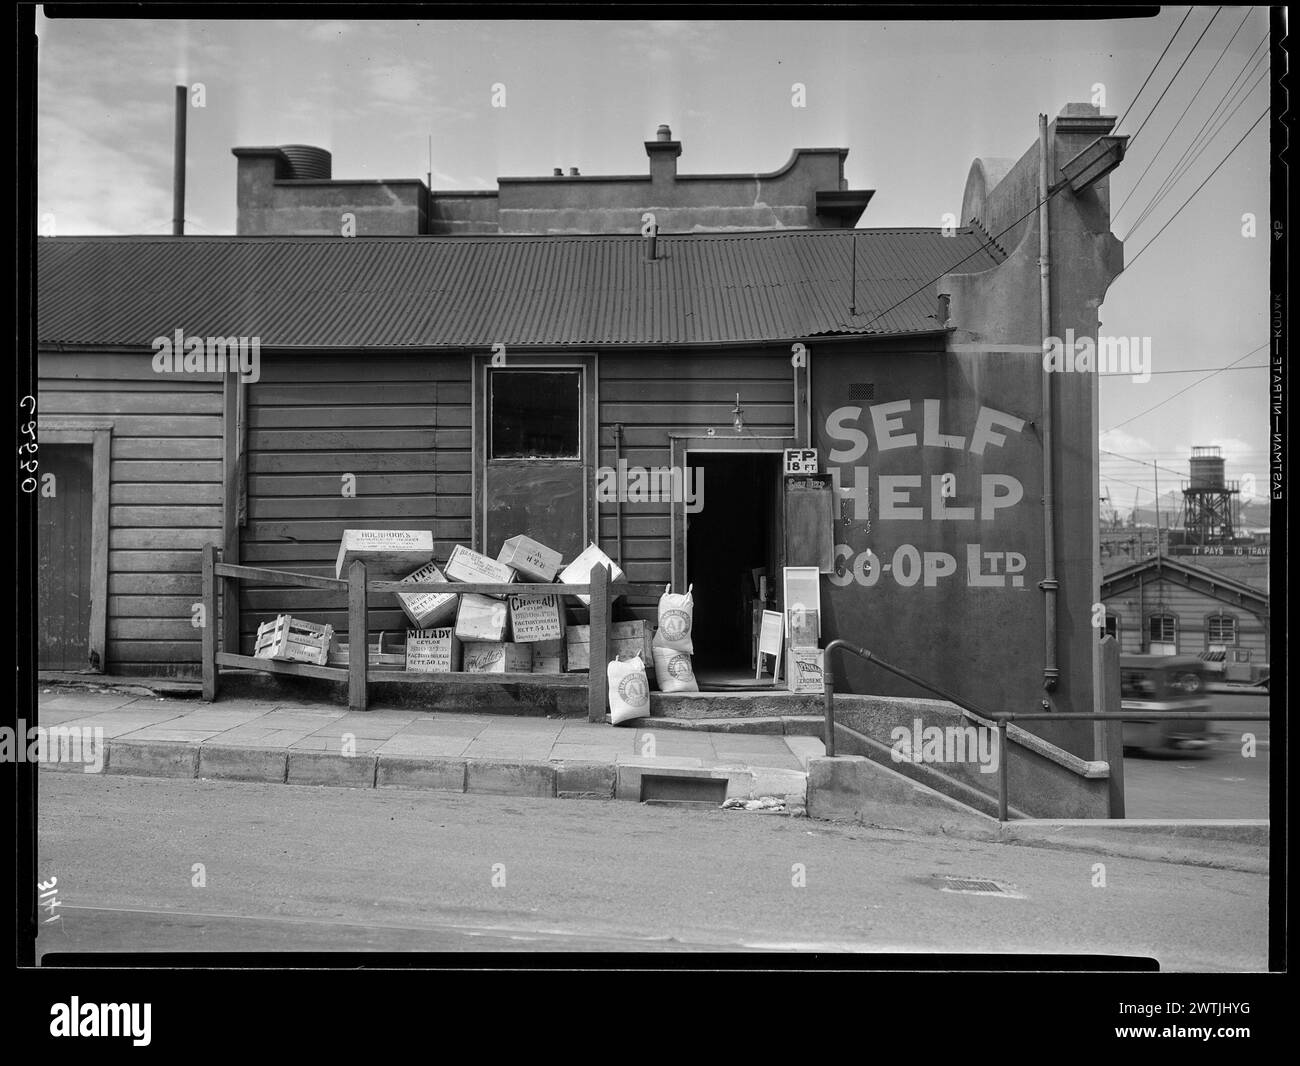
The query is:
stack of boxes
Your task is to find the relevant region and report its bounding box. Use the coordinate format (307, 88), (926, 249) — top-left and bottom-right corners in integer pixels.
(294, 530), (649, 681)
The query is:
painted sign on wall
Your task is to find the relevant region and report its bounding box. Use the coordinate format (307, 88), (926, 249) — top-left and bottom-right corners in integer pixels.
(821, 398), (1030, 589)
(809, 349), (1052, 706)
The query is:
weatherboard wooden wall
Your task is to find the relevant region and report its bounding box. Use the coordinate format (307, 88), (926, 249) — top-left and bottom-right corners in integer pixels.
(38, 352), (224, 677)
(240, 352), (471, 650)
(596, 350), (796, 623)
(1105, 578), (1268, 657)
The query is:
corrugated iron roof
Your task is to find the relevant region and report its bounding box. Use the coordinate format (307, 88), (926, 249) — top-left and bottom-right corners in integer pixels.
(37, 229), (1003, 349)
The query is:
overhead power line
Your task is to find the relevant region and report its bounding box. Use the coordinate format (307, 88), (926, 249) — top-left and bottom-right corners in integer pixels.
(1100, 364), (1267, 377)
(1112, 7), (1253, 222)
(1127, 32), (1269, 234)
(1122, 106), (1268, 268)
(1114, 6), (1195, 134)
(1129, 61), (1269, 236)
(1102, 342), (1269, 433)
(1125, 7), (1223, 150)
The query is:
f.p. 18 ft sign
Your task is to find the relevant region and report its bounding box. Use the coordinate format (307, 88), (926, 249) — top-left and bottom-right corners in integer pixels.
(783, 448), (818, 474)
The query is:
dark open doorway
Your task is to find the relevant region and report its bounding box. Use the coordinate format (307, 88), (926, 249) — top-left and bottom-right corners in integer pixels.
(685, 452), (782, 680)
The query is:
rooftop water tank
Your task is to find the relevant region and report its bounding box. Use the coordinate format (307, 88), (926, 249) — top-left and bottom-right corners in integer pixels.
(279, 144), (332, 180)
(1188, 446), (1225, 491)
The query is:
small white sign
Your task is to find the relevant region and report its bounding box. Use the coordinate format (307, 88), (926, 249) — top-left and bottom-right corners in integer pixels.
(784, 448), (819, 474)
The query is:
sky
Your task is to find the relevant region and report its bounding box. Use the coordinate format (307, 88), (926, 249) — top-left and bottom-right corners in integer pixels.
(33, 10), (1275, 525)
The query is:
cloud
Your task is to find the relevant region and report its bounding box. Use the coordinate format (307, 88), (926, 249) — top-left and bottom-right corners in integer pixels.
(615, 20), (720, 64)
(38, 110), (172, 234)
(1099, 427), (1156, 457)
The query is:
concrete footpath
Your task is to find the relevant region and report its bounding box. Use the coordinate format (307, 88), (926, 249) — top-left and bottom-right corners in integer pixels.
(34, 687), (817, 807)
(32, 681), (1269, 872)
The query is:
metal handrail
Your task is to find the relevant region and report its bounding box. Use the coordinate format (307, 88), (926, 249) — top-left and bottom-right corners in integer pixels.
(822, 639), (1268, 821)
(822, 638), (1001, 758)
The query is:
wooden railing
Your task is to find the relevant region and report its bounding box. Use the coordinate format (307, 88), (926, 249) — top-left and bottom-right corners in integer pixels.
(200, 544), (661, 718)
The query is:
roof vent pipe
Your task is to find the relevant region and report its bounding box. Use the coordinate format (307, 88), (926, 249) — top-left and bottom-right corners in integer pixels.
(570, 167), (580, 176)
(643, 212), (658, 261)
(553, 168), (563, 176)
(172, 85), (186, 236)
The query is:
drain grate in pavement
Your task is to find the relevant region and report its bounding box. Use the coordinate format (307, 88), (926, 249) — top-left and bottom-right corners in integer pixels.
(936, 876), (1022, 897)
(640, 774), (728, 806)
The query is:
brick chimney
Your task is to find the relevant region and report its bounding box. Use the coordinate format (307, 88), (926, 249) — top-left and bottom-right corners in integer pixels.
(645, 123), (681, 187)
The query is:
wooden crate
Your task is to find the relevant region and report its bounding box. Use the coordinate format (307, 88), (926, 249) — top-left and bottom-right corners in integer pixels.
(396, 561), (459, 628)
(565, 619), (655, 675)
(507, 593), (564, 643)
(531, 638), (565, 674)
(786, 648), (825, 693)
(497, 535), (563, 582)
(462, 642), (533, 673)
(455, 593), (509, 642)
(405, 628), (460, 673)
(255, 615), (334, 666)
(335, 529), (434, 580)
(558, 543), (624, 605)
(327, 631), (406, 670)
(445, 544), (516, 595)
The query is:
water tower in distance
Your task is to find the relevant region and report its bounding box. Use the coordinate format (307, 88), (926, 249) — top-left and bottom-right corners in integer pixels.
(1179, 445), (1240, 546)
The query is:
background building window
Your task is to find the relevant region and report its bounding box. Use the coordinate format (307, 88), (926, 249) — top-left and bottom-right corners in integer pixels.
(1148, 613), (1178, 654)
(1103, 614), (1120, 640)
(489, 370), (581, 459)
(1206, 614), (1238, 646)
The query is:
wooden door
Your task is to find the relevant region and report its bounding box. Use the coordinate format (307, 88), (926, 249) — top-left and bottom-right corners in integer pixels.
(38, 444), (95, 670)
(480, 365), (591, 560)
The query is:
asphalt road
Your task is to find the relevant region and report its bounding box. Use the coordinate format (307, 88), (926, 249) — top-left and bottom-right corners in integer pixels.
(1122, 690), (1271, 819)
(35, 773), (1267, 969)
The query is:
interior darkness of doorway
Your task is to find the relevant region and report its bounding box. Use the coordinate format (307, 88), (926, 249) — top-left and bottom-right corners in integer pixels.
(686, 452), (780, 675)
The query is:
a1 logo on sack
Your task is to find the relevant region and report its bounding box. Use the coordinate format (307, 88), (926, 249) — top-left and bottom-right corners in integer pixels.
(660, 609), (691, 641)
(666, 653), (693, 681)
(618, 673), (649, 705)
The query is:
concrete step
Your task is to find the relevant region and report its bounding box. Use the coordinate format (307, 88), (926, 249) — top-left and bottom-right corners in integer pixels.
(650, 691), (823, 719)
(640, 710), (1021, 820)
(641, 714), (824, 737)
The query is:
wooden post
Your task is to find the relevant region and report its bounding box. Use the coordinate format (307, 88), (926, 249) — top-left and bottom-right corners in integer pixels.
(348, 559), (368, 712)
(1099, 635), (1125, 818)
(587, 563), (610, 722)
(201, 544), (218, 702)
(221, 374), (244, 658)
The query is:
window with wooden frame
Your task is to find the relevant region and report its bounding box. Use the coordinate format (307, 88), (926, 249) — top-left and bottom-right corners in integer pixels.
(1206, 613), (1238, 646)
(488, 369), (581, 459)
(1148, 613), (1177, 646)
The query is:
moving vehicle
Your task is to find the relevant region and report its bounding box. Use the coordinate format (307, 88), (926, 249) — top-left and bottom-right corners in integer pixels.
(1119, 654), (1213, 757)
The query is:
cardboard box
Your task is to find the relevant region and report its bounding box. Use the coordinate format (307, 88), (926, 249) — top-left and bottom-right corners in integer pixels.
(335, 529), (434, 580)
(565, 619), (654, 674)
(254, 615), (334, 666)
(455, 593), (509, 642)
(396, 561), (459, 629)
(405, 628), (460, 673)
(462, 641), (533, 674)
(507, 593), (564, 643)
(531, 638), (565, 674)
(497, 535), (563, 583)
(558, 543), (624, 605)
(786, 647), (825, 693)
(444, 544), (516, 595)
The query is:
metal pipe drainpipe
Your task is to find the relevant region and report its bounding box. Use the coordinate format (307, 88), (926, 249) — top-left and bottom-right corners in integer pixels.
(1039, 113), (1060, 692)
(613, 422), (624, 568)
